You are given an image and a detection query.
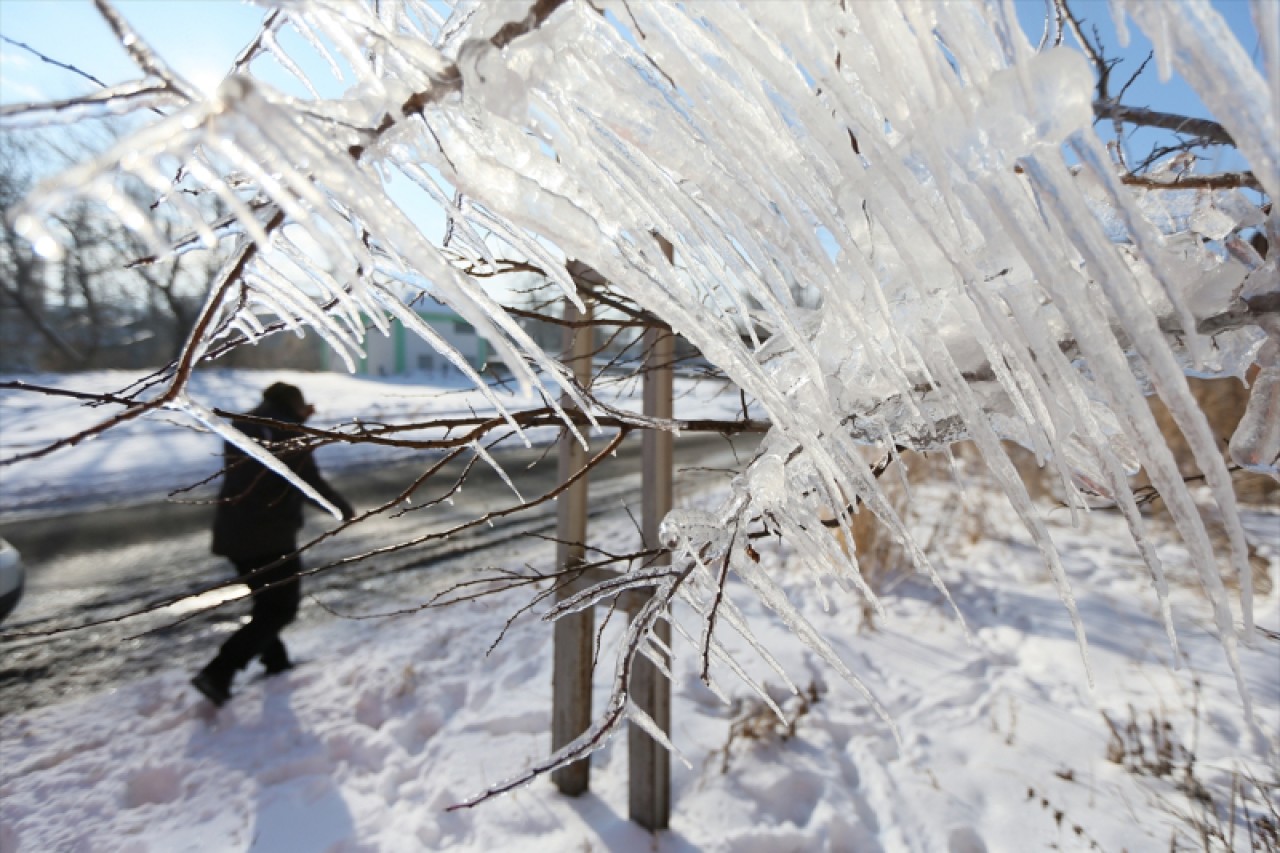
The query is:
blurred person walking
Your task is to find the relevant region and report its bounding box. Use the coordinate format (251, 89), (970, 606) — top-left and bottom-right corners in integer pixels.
(192, 382), (353, 707)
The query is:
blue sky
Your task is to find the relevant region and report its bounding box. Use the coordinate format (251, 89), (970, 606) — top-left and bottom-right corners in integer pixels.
(0, 0), (267, 102)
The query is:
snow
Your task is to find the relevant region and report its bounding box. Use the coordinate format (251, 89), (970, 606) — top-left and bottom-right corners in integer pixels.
(1, 465), (1276, 852)
(0, 369), (745, 518)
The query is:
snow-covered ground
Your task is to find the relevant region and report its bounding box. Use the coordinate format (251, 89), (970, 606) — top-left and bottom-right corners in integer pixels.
(0, 368), (745, 517)
(0, 371), (1277, 852)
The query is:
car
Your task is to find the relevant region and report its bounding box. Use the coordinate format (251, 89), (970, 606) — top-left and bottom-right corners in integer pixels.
(0, 538), (23, 623)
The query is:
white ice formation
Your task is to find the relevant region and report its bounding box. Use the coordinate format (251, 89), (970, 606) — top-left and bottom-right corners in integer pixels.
(5, 0), (1276, 780)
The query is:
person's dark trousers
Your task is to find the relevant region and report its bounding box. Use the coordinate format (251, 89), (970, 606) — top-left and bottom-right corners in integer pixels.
(205, 553), (302, 682)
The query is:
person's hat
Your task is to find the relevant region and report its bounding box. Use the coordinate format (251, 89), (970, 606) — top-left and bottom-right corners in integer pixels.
(262, 382), (311, 418)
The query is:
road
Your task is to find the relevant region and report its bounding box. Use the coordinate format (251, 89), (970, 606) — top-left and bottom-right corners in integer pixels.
(0, 432), (757, 717)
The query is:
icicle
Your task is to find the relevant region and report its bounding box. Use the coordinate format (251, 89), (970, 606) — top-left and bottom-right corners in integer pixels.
(370, 286), (533, 442)
(922, 328), (1094, 678)
(288, 13), (348, 84)
(1230, 353), (1280, 477)
(262, 29), (324, 100)
(1024, 151), (1257, 642)
(471, 441), (524, 503)
(1118, 1), (1278, 198)
(681, 552), (801, 699)
(626, 701), (692, 769)
(167, 395), (343, 519)
(182, 155), (273, 249)
(734, 556), (899, 746)
(670, 589), (791, 722)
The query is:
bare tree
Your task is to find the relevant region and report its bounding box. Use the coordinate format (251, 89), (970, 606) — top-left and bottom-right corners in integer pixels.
(0, 136), (74, 368)
(0, 126), (227, 370)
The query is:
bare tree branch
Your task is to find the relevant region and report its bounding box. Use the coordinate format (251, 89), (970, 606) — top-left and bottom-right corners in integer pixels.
(1093, 102), (1236, 147)
(0, 34), (109, 88)
(1119, 171), (1261, 191)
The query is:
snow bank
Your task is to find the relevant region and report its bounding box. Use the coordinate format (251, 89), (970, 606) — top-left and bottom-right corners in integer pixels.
(0, 368), (743, 517)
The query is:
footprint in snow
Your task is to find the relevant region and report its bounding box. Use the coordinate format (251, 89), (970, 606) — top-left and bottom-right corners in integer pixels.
(947, 825), (989, 853)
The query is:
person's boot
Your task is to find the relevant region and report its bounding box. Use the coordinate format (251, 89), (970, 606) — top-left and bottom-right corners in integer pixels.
(262, 658), (293, 676)
(260, 640), (293, 676)
(191, 662), (233, 707)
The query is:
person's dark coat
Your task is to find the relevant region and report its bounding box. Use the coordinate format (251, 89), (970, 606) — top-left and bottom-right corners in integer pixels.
(210, 400), (352, 561)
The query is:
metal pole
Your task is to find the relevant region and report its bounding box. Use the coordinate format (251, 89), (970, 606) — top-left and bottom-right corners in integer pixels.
(551, 288), (594, 796)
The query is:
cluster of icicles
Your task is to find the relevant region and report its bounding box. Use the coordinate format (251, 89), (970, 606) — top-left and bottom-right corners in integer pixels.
(8, 0), (1277, 789)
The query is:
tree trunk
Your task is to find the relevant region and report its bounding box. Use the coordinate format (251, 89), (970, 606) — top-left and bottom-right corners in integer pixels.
(550, 292), (595, 796)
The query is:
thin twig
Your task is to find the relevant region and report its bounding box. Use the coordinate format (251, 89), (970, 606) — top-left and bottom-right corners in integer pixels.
(0, 34), (108, 88)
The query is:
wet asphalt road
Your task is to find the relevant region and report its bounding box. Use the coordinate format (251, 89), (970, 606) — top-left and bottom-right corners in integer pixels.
(0, 432), (757, 717)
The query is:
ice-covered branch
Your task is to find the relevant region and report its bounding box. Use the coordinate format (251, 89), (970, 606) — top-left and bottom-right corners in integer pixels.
(1093, 101), (1237, 147)
(90, 0), (195, 100)
(5, 0), (1277, 796)
(0, 83), (187, 126)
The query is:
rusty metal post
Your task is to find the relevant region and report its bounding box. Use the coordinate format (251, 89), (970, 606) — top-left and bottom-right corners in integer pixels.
(630, 238), (674, 830)
(551, 290), (594, 796)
